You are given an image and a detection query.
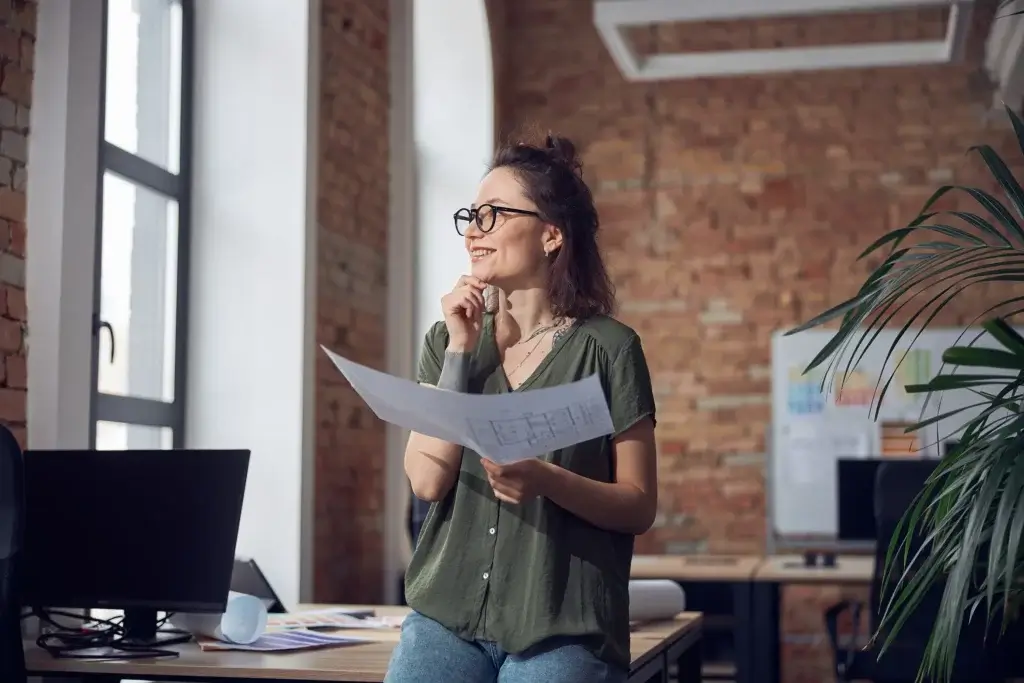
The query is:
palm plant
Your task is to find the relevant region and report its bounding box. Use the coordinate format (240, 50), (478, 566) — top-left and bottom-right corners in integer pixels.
(787, 103), (1024, 682)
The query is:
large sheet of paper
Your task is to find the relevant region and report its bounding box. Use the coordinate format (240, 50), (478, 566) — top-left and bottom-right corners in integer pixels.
(322, 346), (615, 464)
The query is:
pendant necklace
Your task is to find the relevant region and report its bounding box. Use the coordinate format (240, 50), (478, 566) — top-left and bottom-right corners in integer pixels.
(506, 331), (549, 381)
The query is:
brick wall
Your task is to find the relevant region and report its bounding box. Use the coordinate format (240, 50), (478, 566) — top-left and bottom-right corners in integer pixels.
(493, 3), (1018, 682)
(313, 0), (390, 603)
(0, 0), (33, 449)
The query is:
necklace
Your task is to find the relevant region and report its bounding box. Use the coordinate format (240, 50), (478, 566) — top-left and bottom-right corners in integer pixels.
(504, 318), (576, 385)
(513, 319), (561, 347)
(505, 331), (549, 383)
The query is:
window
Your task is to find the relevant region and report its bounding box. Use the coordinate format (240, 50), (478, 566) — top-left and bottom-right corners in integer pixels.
(91, 0), (194, 450)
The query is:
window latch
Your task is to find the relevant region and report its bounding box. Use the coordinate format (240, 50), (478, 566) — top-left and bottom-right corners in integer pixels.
(93, 315), (115, 363)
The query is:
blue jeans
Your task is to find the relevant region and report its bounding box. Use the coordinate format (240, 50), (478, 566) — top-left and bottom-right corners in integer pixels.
(384, 611), (626, 683)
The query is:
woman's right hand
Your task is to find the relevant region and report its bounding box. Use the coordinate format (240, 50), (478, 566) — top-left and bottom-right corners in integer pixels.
(442, 275), (488, 351)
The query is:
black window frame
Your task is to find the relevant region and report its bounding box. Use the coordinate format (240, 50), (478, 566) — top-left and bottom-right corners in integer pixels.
(89, 0), (195, 450)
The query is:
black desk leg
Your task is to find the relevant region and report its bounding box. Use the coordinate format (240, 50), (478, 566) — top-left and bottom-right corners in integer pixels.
(675, 638), (702, 683)
(733, 581), (753, 683)
(752, 582), (781, 683)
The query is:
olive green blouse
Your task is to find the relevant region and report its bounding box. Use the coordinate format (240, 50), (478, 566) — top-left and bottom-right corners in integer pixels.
(404, 314), (657, 669)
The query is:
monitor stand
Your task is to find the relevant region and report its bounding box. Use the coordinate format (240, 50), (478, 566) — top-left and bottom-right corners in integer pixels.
(121, 608), (189, 647)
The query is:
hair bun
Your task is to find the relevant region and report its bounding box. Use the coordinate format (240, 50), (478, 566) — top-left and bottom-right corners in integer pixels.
(544, 134), (583, 174)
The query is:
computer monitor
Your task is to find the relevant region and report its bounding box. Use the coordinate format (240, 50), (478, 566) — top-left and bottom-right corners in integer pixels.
(837, 457), (885, 543)
(22, 449), (250, 644)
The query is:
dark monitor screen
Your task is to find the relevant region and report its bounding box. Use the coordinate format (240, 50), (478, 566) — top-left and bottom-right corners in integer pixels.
(837, 457), (885, 543)
(22, 449), (249, 615)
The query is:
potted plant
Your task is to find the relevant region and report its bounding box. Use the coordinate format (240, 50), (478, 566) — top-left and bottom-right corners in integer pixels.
(788, 98), (1024, 682)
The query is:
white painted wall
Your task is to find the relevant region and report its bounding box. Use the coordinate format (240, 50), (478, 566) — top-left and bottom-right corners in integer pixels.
(378, 0), (496, 586)
(187, 0), (319, 607)
(412, 0), (495, 340)
(26, 0), (104, 452)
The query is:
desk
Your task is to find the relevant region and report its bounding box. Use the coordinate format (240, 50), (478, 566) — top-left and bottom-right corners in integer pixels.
(755, 555), (874, 584)
(25, 605), (704, 683)
(752, 555), (874, 683)
(631, 554), (763, 683)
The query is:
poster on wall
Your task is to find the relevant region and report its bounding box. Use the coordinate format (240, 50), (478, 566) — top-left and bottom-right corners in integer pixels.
(775, 415), (879, 536)
(770, 327), (1013, 538)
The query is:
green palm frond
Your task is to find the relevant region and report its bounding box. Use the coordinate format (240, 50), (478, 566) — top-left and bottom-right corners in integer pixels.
(787, 105), (1024, 683)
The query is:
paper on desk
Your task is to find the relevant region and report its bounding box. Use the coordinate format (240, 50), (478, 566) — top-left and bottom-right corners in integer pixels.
(196, 629), (371, 652)
(266, 607), (391, 631)
(322, 346), (615, 464)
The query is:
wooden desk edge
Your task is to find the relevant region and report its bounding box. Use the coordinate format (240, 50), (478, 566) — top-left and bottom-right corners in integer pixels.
(631, 554), (767, 580)
(628, 612), (702, 671)
(752, 555), (875, 583)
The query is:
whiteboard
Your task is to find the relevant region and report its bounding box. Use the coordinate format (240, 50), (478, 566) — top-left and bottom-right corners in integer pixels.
(771, 326), (1017, 538)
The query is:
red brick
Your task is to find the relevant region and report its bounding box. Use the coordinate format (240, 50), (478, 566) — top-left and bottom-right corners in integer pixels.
(19, 36), (31, 71)
(0, 5), (31, 441)
(0, 187), (25, 221)
(9, 219), (24, 256)
(314, 0), (389, 604)
(0, 27), (18, 66)
(0, 63), (32, 106)
(5, 284), (23, 320)
(0, 387), (25, 422)
(17, 2), (36, 40)
(5, 353), (25, 388)
(0, 316), (20, 352)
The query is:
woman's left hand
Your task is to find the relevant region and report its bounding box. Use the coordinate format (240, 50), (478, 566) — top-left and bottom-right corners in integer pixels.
(480, 457), (553, 504)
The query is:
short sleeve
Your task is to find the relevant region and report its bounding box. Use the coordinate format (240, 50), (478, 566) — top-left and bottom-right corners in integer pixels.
(416, 321), (450, 385)
(607, 334), (657, 437)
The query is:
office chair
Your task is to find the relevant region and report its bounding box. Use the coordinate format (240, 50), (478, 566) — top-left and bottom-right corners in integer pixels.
(0, 424), (26, 683)
(824, 459), (1020, 682)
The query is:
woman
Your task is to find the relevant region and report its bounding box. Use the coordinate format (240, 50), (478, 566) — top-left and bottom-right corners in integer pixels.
(385, 135), (658, 683)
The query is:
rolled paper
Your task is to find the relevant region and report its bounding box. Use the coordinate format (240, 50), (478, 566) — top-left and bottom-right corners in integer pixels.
(628, 579), (686, 622)
(169, 591), (268, 644)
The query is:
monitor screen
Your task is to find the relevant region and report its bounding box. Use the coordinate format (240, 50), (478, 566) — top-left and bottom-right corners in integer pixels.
(837, 457), (884, 543)
(22, 449), (249, 614)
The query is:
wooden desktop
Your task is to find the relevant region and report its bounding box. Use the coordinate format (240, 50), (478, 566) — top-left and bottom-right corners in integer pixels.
(754, 554), (873, 584)
(24, 605), (705, 683)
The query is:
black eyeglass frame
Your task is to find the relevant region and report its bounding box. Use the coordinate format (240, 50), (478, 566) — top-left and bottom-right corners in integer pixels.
(453, 203), (541, 236)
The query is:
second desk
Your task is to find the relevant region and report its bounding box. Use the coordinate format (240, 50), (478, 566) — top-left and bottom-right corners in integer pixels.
(631, 554), (763, 683)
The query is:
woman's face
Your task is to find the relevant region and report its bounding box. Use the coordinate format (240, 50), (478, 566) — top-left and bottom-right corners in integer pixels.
(464, 167), (562, 289)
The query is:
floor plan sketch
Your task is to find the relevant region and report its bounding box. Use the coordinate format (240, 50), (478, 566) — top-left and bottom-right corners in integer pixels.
(468, 396), (608, 453)
(323, 346), (615, 463)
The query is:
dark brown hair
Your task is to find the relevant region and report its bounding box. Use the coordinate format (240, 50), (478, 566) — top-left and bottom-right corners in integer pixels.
(490, 134), (615, 320)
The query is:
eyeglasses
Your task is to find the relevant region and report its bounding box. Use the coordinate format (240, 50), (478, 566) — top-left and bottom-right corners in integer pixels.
(453, 204), (540, 236)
